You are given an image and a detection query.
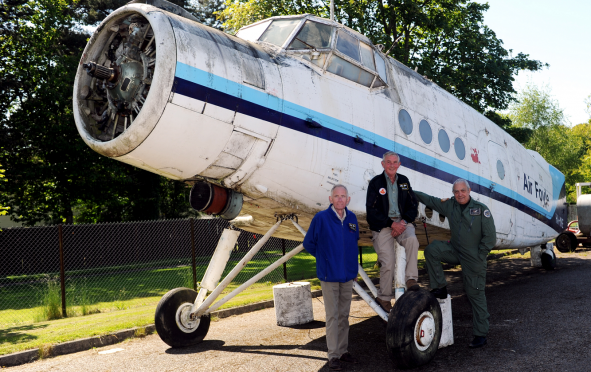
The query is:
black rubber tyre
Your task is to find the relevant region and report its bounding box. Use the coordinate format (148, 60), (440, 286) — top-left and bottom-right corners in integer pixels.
(386, 289), (442, 369)
(555, 232), (578, 253)
(155, 287), (211, 348)
(541, 249), (556, 270)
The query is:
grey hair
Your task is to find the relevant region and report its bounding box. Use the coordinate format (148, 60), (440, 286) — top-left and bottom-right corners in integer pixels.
(331, 184), (349, 196)
(452, 178), (470, 191)
(382, 151), (400, 162)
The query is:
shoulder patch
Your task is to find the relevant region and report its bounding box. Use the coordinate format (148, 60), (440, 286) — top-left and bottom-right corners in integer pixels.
(470, 208), (481, 216)
(379, 188), (387, 195)
(349, 223), (357, 231)
(483, 209), (491, 218)
(400, 183), (409, 190)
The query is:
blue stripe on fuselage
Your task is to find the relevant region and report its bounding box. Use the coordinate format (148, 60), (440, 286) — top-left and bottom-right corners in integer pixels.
(174, 62), (561, 230)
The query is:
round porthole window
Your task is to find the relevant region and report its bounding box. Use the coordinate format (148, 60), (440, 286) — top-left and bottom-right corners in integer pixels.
(497, 160), (505, 180)
(454, 137), (465, 160)
(398, 109), (413, 135)
(438, 129), (450, 153)
(419, 120), (432, 144)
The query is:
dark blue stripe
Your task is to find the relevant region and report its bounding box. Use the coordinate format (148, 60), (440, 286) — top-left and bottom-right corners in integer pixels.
(174, 77), (565, 233)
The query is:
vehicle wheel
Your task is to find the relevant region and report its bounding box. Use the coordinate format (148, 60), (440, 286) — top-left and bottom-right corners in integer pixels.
(155, 287), (211, 348)
(386, 289), (442, 369)
(555, 232), (577, 253)
(541, 249), (556, 270)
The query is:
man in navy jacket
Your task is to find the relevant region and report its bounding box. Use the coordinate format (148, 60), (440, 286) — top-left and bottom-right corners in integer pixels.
(303, 184), (360, 371)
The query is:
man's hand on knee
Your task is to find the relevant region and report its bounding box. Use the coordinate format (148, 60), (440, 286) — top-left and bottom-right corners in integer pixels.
(390, 220), (407, 237)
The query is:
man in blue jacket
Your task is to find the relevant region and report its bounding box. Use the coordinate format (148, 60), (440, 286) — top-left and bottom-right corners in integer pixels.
(303, 184), (360, 371)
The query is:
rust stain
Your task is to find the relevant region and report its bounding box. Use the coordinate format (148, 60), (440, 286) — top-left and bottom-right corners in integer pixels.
(471, 148), (481, 164)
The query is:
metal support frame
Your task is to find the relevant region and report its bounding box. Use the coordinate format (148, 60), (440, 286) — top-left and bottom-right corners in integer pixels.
(191, 219), (286, 317)
(188, 215), (390, 324)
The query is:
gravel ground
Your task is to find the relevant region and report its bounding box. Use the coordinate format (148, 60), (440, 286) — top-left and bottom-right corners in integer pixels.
(7, 249), (591, 372)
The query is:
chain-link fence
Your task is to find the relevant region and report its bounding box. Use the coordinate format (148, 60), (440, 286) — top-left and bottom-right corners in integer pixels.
(0, 218), (331, 328)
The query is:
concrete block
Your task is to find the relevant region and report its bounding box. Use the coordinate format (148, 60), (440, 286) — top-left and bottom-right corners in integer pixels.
(438, 294), (454, 348)
(273, 282), (314, 326)
(531, 246), (542, 267)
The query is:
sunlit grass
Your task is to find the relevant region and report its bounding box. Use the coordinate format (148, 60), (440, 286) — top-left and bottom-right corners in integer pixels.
(1, 246), (518, 356)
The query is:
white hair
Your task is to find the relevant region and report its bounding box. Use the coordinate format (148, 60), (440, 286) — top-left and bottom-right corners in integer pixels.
(452, 178), (470, 191)
(330, 184), (349, 196)
(382, 151), (400, 162)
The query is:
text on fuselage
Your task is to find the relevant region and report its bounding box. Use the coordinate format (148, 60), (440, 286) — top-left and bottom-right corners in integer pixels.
(523, 173), (549, 207)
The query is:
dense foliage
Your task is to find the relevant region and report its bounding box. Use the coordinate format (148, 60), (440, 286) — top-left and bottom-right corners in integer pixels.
(507, 84), (591, 202)
(0, 0), (206, 225)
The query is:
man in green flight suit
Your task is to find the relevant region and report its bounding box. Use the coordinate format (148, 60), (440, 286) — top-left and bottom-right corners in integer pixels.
(414, 178), (496, 349)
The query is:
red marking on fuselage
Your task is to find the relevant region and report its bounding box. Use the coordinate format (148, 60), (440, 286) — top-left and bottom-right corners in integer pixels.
(471, 148), (481, 164)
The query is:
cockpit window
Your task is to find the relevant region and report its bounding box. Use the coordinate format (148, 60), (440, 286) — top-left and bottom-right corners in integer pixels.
(374, 50), (388, 84)
(336, 30), (360, 62)
(327, 55), (374, 87)
(258, 18), (301, 47)
(359, 42), (375, 71)
(236, 20), (271, 42)
(288, 20), (333, 50)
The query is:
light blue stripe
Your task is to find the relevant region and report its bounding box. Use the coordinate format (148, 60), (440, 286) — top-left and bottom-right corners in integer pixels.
(176, 62), (558, 218)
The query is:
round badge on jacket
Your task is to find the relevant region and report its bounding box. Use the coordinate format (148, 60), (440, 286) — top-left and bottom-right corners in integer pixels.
(379, 188), (386, 195)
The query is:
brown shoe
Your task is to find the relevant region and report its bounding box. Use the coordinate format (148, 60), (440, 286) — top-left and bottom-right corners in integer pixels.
(340, 352), (359, 364)
(328, 358), (343, 370)
(376, 297), (392, 312)
(406, 279), (420, 291)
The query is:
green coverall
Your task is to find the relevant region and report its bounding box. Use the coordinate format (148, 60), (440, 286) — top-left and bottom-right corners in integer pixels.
(414, 191), (497, 337)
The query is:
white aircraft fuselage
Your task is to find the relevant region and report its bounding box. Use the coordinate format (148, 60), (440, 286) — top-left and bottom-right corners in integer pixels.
(73, 2), (567, 247)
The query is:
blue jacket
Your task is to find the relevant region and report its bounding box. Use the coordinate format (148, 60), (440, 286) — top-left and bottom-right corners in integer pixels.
(303, 205), (360, 282)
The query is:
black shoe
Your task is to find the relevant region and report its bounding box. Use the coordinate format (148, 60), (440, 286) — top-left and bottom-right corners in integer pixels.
(469, 336), (487, 348)
(328, 358), (343, 370)
(430, 286), (448, 299)
(340, 352), (359, 364)
(406, 279), (420, 291)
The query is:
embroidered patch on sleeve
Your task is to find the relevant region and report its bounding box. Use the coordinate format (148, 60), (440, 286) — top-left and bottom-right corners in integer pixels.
(470, 208), (481, 215)
(379, 188), (386, 195)
(483, 209), (491, 218)
(400, 183), (409, 190)
(349, 223), (357, 231)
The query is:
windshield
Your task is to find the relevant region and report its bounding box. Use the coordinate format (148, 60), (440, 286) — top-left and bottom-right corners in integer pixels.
(288, 20), (333, 50)
(258, 19), (301, 47)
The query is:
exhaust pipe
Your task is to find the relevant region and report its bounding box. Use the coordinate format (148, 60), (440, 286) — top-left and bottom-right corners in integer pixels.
(190, 181), (243, 220)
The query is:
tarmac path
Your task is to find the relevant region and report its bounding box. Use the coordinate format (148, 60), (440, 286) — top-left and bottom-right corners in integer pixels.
(7, 250), (591, 371)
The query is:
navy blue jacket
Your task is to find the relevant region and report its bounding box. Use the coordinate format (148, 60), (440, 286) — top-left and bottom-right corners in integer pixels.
(303, 205), (360, 283)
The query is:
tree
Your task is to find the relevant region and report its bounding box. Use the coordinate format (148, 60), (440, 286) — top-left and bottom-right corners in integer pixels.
(219, 0), (545, 113)
(508, 84), (585, 202)
(0, 0), (96, 225)
(0, 0), (211, 225)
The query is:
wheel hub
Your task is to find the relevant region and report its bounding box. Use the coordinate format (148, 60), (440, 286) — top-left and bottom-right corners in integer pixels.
(414, 311), (435, 351)
(175, 302), (201, 333)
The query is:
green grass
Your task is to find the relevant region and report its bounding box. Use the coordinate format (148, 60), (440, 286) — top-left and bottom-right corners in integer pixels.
(0, 247), (379, 355)
(1, 246), (509, 356)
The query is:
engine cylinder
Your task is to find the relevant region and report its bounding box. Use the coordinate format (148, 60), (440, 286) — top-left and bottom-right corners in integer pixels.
(190, 182), (243, 220)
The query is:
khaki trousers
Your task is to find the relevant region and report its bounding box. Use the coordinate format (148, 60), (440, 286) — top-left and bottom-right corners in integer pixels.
(372, 221), (419, 301)
(321, 280), (353, 360)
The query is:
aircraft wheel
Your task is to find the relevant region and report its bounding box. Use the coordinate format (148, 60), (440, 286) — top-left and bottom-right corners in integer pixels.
(541, 249), (556, 270)
(386, 289), (442, 369)
(155, 287), (211, 348)
(555, 232), (578, 253)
